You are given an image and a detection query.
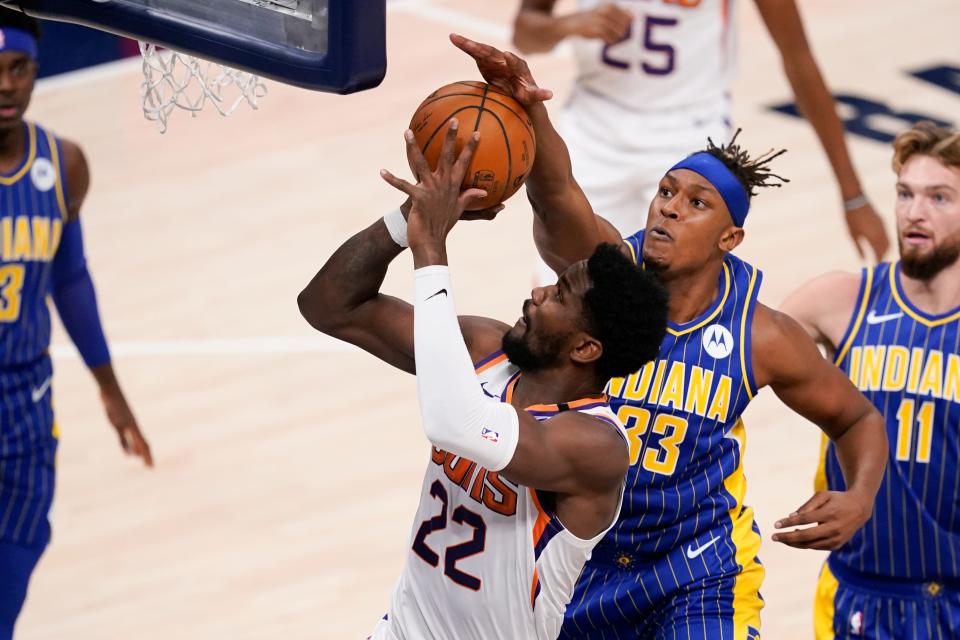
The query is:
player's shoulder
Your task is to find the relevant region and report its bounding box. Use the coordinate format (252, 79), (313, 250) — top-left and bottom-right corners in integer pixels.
(779, 269), (865, 344)
(544, 408), (628, 490)
(459, 315), (512, 363)
(55, 136), (88, 173)
(544, 409), (626, 459)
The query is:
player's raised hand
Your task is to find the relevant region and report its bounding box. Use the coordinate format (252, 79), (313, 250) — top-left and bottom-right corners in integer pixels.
(771, 490), (872, 550)
(381, 118), (487, 246)
(450, 34), (553, 108)
(845, 201), (890, 262)
(567, 3), (633, 44)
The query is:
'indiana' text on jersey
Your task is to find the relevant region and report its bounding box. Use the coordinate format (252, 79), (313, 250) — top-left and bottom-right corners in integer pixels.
(0, 122), (67, 368)
(604, 229), (760, 554)
(560, 230), (764, 638)
(820, 262), (960, 581)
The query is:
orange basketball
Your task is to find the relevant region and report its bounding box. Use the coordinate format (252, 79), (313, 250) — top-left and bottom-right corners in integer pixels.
(409, 81), (536, 211)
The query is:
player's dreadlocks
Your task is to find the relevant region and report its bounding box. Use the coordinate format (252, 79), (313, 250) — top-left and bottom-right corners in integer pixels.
(702, 129), (789, 199)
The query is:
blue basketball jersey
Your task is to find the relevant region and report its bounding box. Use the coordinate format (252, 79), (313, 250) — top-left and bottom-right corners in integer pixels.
(0, 122), (66, 367)
(602, 229), (762, 556)
(820, 262), (960, 582)
(0, 122), (65, 456)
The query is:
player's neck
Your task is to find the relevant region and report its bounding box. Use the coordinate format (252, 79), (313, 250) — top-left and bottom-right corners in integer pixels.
(511, 370), (604, 409)
(660, 262), (724, 324)
(0, 123), (27, 172)
(899, 259), (960, 316)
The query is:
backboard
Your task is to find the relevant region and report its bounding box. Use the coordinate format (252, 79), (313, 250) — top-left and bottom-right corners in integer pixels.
(0, 0), (386, 94)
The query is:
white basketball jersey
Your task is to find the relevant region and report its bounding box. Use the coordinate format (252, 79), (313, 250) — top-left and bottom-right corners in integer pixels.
(570, 0), (737, 112)
(370, 352), (626, 640)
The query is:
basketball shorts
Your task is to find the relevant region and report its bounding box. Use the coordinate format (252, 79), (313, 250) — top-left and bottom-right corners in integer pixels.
(0, 359), (58, 638)
(560, 508), (764, 640)
(814, 560), (960, 639)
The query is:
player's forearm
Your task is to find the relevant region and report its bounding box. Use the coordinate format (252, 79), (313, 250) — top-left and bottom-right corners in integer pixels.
(513, 10), (573, 53)
(830, 406), (888, 504)
(298, 214), (405, 333)
(413, 265), (520, 471)
(527, 102), (579, 221)
(782, 52), (864, 201)
(90, 362), (121, 393)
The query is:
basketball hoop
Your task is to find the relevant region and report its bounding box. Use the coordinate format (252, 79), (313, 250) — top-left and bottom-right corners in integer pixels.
(138, 42), (268, 133)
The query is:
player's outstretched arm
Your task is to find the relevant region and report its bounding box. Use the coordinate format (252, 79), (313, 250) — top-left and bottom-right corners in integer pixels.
(751, 304), (887, 550)
(54, 140), (153, 467)
(451, 34), (622, 274)
(755, 0), (890, 262)
(512, 0), (632, 54)
(300, 121), (505, 374)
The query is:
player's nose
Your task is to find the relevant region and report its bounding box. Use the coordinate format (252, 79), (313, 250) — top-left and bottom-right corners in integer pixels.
(530, 286), (548, 305)
(659, 195), (681, 220)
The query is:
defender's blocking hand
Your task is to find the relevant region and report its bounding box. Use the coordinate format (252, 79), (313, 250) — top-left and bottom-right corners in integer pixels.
(450, 34), (553, 108)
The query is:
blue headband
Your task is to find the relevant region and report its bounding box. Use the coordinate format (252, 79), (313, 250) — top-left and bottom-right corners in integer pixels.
(0, 28), (38, 60)
(669, 152), (750, 227)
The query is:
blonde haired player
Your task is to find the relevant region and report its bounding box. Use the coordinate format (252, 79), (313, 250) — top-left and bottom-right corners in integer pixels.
(513, 0), (889, 284)
(783, 122), (960, 638)
(298, 122), (668, 639)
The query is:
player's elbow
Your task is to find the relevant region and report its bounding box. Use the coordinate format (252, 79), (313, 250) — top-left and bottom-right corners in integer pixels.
(297, 285), (345, 336)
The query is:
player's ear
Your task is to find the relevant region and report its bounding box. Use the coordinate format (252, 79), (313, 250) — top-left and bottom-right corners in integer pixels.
(570, 333), (602, 366)
(718, 226), (744, 253)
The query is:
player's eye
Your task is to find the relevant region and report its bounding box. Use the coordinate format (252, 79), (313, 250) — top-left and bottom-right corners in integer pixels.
(659, 187), (671, 198)
(897, 189), (911, 200)
(933, 192), (949, 204)
(691, 198), (705, 209)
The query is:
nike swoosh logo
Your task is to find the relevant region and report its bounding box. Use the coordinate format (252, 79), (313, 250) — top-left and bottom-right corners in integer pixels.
(685, 535), (720, 560)
(31, 376), (52, 403)
(426, 289), (448, 301)
(866, 310), (903, 325)
(480, 381), (497, 398)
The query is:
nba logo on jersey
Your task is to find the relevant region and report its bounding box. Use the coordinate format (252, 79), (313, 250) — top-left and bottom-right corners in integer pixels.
(480, 427), (499, 443)
(702, 324), (734, 359)
(849, 610), (864, 635)
(30, 157), (56, 192)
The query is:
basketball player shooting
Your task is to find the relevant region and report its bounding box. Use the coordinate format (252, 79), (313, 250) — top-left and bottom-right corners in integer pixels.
(451, 34), (889, 639)
(298, 120), (668, 639)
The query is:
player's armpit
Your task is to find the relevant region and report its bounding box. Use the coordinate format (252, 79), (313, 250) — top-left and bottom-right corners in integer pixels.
(779, 270), (861, 350)
(501, 409), (628, 501)
(752, 303), (878, 440)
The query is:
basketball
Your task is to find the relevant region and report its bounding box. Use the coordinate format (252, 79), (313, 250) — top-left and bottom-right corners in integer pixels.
(409, 81), (536, 210)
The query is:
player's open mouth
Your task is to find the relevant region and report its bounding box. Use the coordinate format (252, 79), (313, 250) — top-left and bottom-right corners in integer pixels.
(650, 226), (672, 241)
(903, 229), (932, 246)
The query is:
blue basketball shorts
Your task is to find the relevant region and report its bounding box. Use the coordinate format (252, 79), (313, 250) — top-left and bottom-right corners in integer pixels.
(814, 560), (960, 639)
(0, 359), (58, 639)
(560, 507), (764, 640)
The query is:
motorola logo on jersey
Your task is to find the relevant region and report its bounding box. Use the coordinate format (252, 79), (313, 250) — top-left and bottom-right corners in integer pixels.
(30, 158), (56, 193)
(702, 324), (734, 359)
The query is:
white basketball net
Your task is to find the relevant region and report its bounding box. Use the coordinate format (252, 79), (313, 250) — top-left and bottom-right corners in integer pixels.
(139, 42), (268, 133)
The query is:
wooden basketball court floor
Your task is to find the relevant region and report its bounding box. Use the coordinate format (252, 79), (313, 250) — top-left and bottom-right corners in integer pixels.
(14, 0), (959, 637)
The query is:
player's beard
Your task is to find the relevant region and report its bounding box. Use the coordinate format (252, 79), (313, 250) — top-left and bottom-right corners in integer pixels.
(900, 230), (960, 280)
(501, 328), (565, 373)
